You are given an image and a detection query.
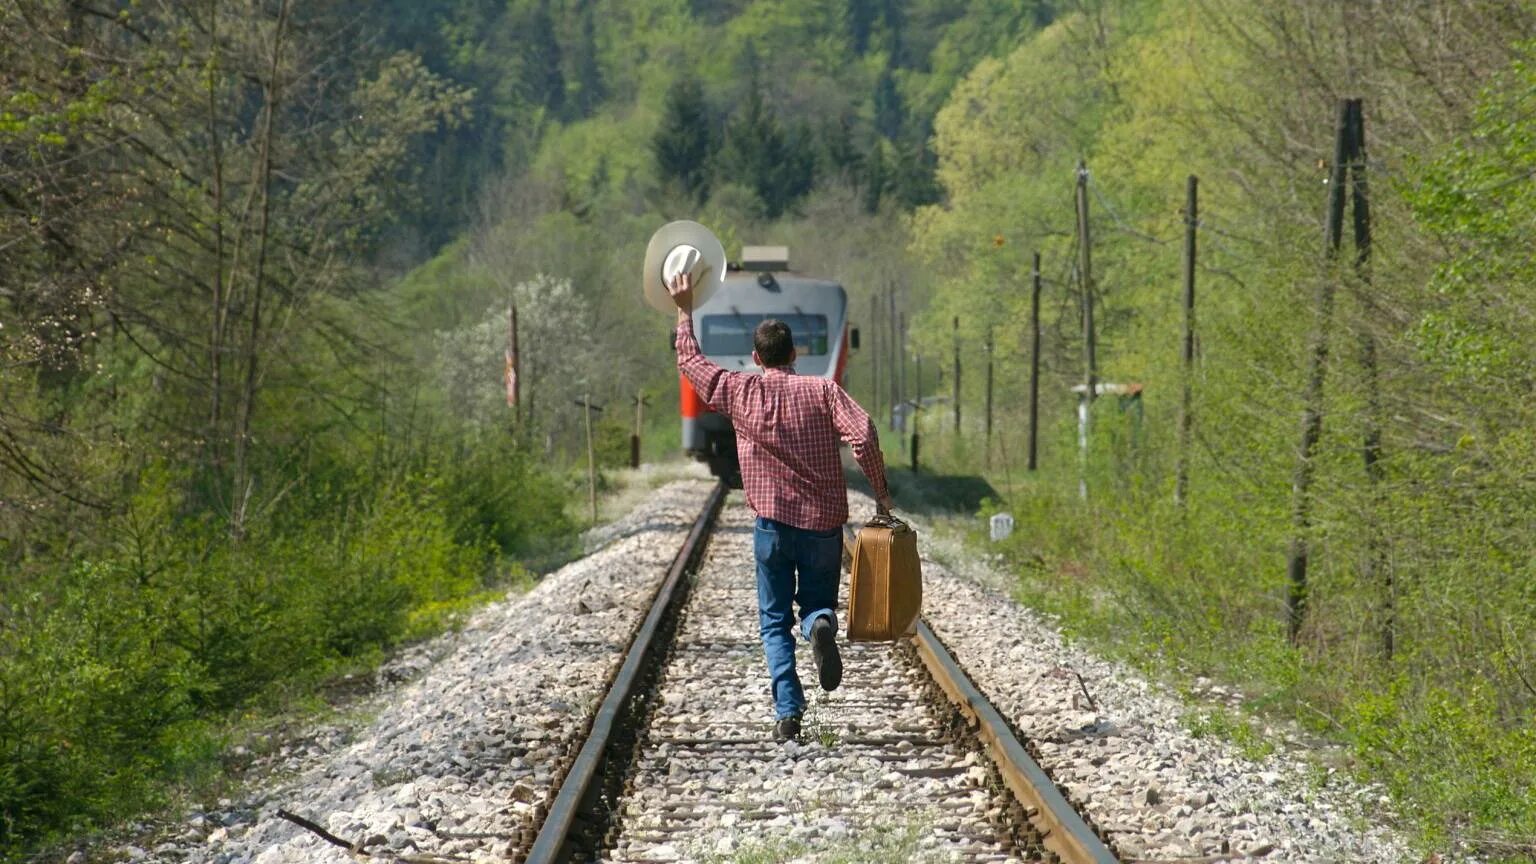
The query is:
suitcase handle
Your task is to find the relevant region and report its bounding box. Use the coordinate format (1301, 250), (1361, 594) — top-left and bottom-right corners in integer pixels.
(864, 513), (912, 533)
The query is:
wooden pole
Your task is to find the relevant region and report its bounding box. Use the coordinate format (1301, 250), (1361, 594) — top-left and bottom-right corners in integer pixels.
(1029, 252), (1041, 472)
(952, 316), (961, 434)
(887, 287), (899, 425)
(509, 304), (520, 425)
(630, 390), (644, 469)
(1286, 98), (1351, 645)
(985, 328), (994, 468)
(912, 351), (922, 472)
(1077, 162), (1098, 397)
(1175, 176), (1198, 507)
(870, 292), (880, 425)
(581, 393), (598, 524)
(1076, 162), (1096, 499)
(1348, 99), (1390, 660)
(898, 310), (907, 419)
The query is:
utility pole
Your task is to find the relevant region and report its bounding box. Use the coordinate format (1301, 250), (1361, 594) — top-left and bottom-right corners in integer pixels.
(1286, 99), (1351, 645)
(506, 303), (521, 425)
(984, 327), (994, 468)
(952, 316), (962, 434)
(1029, 252), (1042, 472)
(870, 293), (880, 424)
(887, 287), (899, 426)
(912, 352), (922, 472)
(575, 394), (602, 524)
(631, 390), (648, 469)
(1175, 176), (1198, 508)
(1076, 161), (1097, 499)
(1347, 100), (1389, 660)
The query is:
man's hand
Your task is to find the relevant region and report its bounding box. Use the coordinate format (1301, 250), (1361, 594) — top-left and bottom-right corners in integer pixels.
(667, 270), (694, 314)
(876, 494), (894, 516)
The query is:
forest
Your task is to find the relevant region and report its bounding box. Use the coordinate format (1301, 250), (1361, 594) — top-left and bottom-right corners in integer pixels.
(3, 0), (1536, 859)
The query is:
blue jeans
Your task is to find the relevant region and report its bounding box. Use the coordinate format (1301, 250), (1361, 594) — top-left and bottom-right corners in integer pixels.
(753, 517), (841, 720)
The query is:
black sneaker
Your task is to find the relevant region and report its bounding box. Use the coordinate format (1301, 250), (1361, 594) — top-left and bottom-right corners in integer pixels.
(811, 616), (842, 692)
(774, 715), (802, 742)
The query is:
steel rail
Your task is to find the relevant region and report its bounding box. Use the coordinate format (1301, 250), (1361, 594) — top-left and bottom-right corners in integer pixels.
(843, 528), (1119, 864)
(525, 481), (728, 864)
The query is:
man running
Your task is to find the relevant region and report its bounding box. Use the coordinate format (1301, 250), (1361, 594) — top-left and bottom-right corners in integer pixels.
(667, 270), (894, 742)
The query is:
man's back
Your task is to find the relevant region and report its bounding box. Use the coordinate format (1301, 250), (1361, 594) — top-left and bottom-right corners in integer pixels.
(675, 318), (888, 532)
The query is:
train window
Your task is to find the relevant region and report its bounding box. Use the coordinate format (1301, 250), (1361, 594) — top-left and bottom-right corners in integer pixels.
(700, 314), (830, 356)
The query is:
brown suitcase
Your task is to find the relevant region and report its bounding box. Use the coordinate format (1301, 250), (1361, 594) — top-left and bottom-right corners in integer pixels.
(847, 514), (922, 641)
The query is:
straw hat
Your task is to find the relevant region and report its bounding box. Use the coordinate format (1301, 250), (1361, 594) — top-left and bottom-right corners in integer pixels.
(642, 220), (727, 313)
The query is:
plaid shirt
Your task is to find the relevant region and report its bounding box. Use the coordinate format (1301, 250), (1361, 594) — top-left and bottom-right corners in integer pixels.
(677, 315), (889, 532)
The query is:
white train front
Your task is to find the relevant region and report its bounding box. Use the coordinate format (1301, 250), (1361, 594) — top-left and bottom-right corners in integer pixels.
(676, 247), (857, 486)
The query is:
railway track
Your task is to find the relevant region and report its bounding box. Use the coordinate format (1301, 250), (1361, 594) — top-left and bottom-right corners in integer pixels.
(519, 484), (1118, 864)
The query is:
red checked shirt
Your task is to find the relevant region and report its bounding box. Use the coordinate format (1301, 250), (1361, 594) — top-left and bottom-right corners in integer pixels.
(676, 314), (890, 532)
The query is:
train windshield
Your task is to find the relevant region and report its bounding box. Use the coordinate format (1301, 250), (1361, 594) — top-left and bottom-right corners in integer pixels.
(699, 314), (830, 356)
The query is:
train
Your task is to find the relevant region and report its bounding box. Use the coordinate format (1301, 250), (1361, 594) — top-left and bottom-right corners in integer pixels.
(677, 246), (858, 485)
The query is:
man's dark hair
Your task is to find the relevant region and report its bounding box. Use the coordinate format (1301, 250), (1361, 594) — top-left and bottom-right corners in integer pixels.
(754, 319), (795, 367)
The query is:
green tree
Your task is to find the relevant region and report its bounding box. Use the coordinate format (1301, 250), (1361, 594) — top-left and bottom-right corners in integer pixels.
(847, 0), (878, 53)
(873, 66), (905, 140)
(654, 77), (717, 203)
(862, 137), (888, 213)
(567, 0), (605, 117)
(521, 0), (566, 114)
(821, 115), (864, 183)
(717, 83), (816, 219)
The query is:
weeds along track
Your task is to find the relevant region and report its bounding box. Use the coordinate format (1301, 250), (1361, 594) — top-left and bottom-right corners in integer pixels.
(519, 488), (1117, 864)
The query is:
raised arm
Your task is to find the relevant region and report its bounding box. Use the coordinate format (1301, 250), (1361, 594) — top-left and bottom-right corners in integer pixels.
(670, 271), (742, 416)
(674, 307), (738, 415)
(828, 383), (894, 514)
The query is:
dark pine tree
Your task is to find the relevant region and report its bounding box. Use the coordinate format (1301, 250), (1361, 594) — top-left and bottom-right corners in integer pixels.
(890, 140), (941, 209)
(567, 0), (605, 117)
(847, 0), (877, 54)
(718, 84), (815, 219)
(654, 77), (716, 203)
(862, 139), (887, 214)
(521, 0), (565, 114)
(873, 67), (904, 141)
(822, 115), (863, 183)
(882, 0), (907, 66)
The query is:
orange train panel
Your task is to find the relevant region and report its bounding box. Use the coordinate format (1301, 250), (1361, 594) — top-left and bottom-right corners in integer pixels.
(833, 323), (849, 387)
(679, 373), (707, 419)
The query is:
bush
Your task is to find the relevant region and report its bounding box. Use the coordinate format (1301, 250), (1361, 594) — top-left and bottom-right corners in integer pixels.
(0, 430), (574, 858)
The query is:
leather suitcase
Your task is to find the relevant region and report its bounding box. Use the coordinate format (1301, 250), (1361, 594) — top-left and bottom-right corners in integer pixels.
(847, 515), (922, 641)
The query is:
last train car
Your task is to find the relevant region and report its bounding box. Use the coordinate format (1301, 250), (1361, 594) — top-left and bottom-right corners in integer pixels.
(678, 246), (857, 485)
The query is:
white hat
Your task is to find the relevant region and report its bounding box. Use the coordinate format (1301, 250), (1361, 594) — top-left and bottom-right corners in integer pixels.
(642, 220), (727, 313)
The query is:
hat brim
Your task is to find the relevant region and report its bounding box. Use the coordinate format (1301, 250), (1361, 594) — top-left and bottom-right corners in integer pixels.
(642, 221), (727, 313)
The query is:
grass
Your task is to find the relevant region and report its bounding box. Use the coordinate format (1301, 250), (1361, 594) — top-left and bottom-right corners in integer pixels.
(801, 703), (843, 749)
(1182, 708), (1278, 761)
